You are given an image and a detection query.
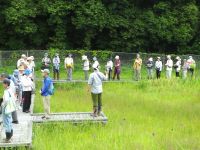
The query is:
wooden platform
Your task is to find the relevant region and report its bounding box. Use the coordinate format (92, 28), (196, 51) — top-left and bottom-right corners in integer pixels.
(32, 112), (108, 124)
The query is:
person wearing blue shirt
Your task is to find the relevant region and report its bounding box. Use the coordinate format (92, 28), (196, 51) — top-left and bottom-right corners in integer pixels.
(40, 69), (52, 119)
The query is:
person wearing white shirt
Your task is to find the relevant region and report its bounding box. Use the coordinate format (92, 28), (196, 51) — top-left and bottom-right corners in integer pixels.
(187, 56), (196, 78)
(174, 56), (181, 77)
(88, 63), (107, 117)
(82, 55), (90, 80)
(42, 53), (51, 70)
(53, 53), (60, 80)
(17, 54), (27, 68)
(93, 57), (100, 68)
(64, 54), (74, 81)
(106, 58), (113, 80)
(155, 57), (162, 79)
(165, 55), (173, 79)
(21, 70), (33, 113)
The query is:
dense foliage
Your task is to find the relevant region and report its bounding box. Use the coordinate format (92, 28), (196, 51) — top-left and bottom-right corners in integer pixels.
(0, 0), (200, 54)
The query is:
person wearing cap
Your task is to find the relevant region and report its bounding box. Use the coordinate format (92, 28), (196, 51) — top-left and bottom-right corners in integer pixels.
(1, 79), (16, 142)
(92, 57), (100, 68)
(165, 55), (173, 79)
(40, 69), (52, 119)
(133, 54), (143, 81)
(0, 73), (19, 124)
(53, 53), (60, 80)
(182, 59), (189, 79)
(155, 57), (162, 79)
(146, 57), (154, 79)
(82, 55), (90, 80)
(113, 55), (121, 80)
(64, 54), (74, 81)
(42, 53), (51, 70)
(187, 56), (196, 78)
(105, 58), (113, 80)
(21, 69), (33, 113)
(17, 54), (27, 68)
(174, 56), (181, 77)
(88, 63), (107, 117)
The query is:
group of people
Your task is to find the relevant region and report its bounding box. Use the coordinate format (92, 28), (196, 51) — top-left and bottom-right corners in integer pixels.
(0, 54), (53, 142)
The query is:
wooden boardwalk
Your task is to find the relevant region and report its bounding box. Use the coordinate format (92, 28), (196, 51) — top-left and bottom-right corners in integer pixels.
(32, 112), (108, 123)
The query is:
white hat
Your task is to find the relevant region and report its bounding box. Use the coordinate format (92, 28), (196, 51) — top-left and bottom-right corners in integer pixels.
(21, 54), (26, 58)
(176, 56), (180, 60)
(189, 56), (193, 59)
(149, 57), (153, 61)
(30, 56), (34, 60)
(93, 57), (97, 61)
(27, 57), (32, 61)
(157, 57), (161, 60)
(82, 55), (88, 61)
(115, 55), (119, 60)
(41, 69), (50, 74)
(167, 55), (171, 59)
(92, 63), (99, 69)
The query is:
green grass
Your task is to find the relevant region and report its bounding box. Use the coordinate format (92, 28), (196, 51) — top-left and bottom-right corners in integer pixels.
(31, 79), (200, 150)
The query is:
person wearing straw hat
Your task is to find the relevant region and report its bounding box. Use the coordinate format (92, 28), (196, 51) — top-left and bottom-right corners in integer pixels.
(133, 54), (142, 81)
(53, 53), (60, 80)
(88, 63), (107, 117)
(155, 57), (162, 79)
(40, 69), (53, 119)
(21, 69), (33, 113)
(113, 55), (121, 80)
(17, 54), (27, 68)
(174, 56), (181, 77)
(146, 57), (154, 79)
(65, 54), (74, 81)
(187, 56), (196, 78)
(82, 55), (90, 80)
(42, 53), (51, 70)
(165, 55), (173, 79)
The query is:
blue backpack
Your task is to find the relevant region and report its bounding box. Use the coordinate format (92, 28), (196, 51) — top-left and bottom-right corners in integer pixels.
(48, 81), (54, 95)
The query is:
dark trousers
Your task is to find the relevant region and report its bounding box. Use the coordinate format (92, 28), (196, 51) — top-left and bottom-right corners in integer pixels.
(53, 68), (60, 80)
(108, 69), (112, 80)
(22, 91), (32, 112)
(12, 111), (18, 122)
(176, 72), (180, 77)
(156, 70), (161, 79)
(189, 68), (194, 77)
(113, 68), (120, 80)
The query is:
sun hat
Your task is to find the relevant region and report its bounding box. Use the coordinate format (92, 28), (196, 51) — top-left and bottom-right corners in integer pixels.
(115, 55), (119, 60)
(21, 54), (26, 58)
(41, 69), (50, 74)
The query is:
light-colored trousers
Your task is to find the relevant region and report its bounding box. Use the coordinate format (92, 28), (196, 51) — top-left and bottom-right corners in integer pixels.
(43, 96), (51, 117)
(67, 68), (73, 81)
(166, 70), (172, 79)
(2, 111), (13, 133)
(84, 70), (89, 80)
(147, 68), (153, 79)
(182, 70), (187, 79)
(134, 69), (141, 81)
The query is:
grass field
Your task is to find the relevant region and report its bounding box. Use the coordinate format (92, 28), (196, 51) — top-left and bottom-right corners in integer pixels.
(31, 79), (200, 150)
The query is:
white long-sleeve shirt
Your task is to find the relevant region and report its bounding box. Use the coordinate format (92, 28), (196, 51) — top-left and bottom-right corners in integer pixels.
(64, 57), (73, 68)
(175, 60), (181, 72)
(155, 61), (162, 71)
(53, 57), (60, 66)
(21, 76), (33, 91)
(83, 60), (90, 71)
(106, 60), (113, 70)
(165, 59), (173, 71)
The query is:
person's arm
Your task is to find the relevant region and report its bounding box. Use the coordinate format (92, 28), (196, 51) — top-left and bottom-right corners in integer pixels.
(41, 79), (51, 95)
(87, 75), (93, 92)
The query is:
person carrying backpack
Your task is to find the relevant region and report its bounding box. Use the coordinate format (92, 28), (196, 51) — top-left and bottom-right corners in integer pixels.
(40, 69), (53, 119)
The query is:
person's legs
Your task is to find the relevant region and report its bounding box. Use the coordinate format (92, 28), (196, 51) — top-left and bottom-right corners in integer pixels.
(84, 70), (88, 80)
(11, 111), (18, 124)
(23, 91), (28, 112)
(113, 68), (117, 80)
(150, 69), (153, 79)
(3, 113), (13, 141)
(53, 67), (56, 80)
(108, 69), (112, 80)
(91, 93), (98, 117)
(134, 69), (138, 81)
(158, 71), (161, 79)
(117, 69), (120, 80)
(97, 93), (102, 116)
(43, 96), (51, 118)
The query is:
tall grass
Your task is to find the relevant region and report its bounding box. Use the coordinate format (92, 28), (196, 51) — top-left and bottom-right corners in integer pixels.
(32, 79), (200, 150)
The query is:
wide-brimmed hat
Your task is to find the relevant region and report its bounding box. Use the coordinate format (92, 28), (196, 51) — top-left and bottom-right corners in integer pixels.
(115, 55), (119, 60)
(41, 69), (50, 74)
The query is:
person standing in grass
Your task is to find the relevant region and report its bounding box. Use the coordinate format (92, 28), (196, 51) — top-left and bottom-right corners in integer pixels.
(113, 55), (121, 80)
(155, 57), (162, 79)
(88, 63), (107, 117)
(174, 56), (181, 77)
(106, 58), (113, 80)
(42, 53), (51, 70)
(53, 53), (60, 80)
(17, 54), (27, 68)
(187, 56), (196, 78)
(165, 55), (173, 79)
(146, 57), (154, 79)
(82, 55), (90, 80)
(182, 59), (189, 79)
(133, 54), (142, 81)
(65, 54), (74, 81)
(1, 79), (16, 142)
(40, 69), (53, 119)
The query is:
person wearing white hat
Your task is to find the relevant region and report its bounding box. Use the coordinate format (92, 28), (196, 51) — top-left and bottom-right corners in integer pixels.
(17, 54), (27, 68)
(105, 58), (113, 80)
(53, 53), (60, 80)
(155, 57), (162, 79)
(82, 55), (90, 80)
(42, 53), (51, 70)
(113, 55), (121, 80)
(174, 56), (181, 77)
(64, 54), (74, 81)
(165, 55), (173, 79)
(88, 63), (107, 117)
(92, 57), (100, 68)
(187, 56), (196, 78)
(133, 54), (142, 81)
(146, 57), (154, 79)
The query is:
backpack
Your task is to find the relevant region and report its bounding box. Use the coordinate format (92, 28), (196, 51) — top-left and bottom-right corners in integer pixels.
(48, 81), (54, 95)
